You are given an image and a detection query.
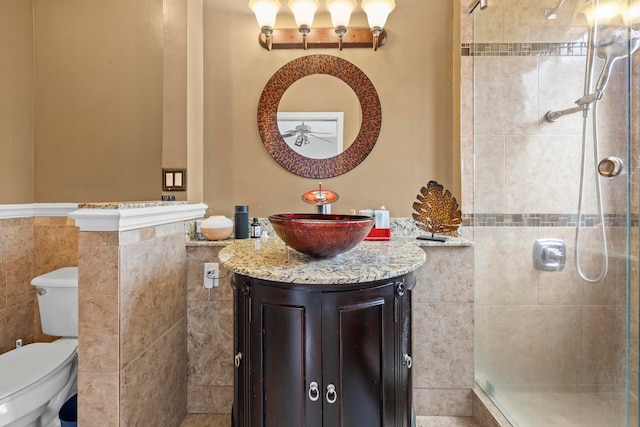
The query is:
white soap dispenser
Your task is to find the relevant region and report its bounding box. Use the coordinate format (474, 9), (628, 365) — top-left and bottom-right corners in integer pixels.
(374, 206), (390, 228)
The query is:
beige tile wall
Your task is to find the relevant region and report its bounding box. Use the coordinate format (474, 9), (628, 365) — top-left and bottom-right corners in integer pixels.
(186, 246), (234, 414)
(186, 244), (475, 417)
(413, 245), (475, 416)
(0, 218), (35, 355)
(78, 222), (187, 427)
(78, 230), (119, 425)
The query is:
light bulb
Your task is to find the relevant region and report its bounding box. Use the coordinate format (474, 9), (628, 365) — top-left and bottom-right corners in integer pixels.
(361, 0), (396, 30)
(624, 0), (640, 26)
(581, 0), (624, 26)
(249, 0), (281, 29)
(288, 0), (319, 29)
(326, 0), (356, 30)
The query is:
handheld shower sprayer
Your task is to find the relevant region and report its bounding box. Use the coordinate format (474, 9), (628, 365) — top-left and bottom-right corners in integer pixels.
(545, 0), (565, 20)
(546, 28), (640, 122)
(594, 29), (640, 93)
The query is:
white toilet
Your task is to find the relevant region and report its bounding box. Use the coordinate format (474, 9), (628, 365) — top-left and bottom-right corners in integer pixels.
(0, 267), (79, 427)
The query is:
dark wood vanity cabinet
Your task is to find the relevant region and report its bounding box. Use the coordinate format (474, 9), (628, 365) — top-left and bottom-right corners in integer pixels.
(232, 273), (415, 427)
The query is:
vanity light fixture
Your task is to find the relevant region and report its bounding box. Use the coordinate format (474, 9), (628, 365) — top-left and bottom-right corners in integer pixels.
(249, 0), (393, 50)
(289, 0), (319, 49)
(360, 0), (395, 51)
(249, 0), (281, 51)
(326, 0), (357, 50)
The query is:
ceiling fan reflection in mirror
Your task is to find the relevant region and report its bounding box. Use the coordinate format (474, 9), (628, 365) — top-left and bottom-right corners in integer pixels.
(276, 112), (344, 160)
(282, 122), (335, 147)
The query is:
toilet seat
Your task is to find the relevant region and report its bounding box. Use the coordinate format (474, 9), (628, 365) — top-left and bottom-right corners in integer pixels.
(0, 343), (76, 401)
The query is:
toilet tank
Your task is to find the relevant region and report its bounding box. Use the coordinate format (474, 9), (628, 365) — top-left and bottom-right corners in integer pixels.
(31, 267), (78, 337)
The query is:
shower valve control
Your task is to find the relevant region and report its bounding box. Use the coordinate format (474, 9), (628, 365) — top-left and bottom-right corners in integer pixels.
(533, 239), (566, 272)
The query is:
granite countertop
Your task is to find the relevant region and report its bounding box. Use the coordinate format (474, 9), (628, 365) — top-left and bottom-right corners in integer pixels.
(218, 237), (427, 284)
(78, 201), (188, 209)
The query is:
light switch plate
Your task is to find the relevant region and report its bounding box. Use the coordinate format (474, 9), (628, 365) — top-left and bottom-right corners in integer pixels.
(162, 168), (186, 191)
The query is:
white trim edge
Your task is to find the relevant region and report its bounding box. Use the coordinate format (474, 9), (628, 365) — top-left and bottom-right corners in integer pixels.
(69, 203), (208, 232)
(34, 203), (79, 217)
(0, 203), (79, 219)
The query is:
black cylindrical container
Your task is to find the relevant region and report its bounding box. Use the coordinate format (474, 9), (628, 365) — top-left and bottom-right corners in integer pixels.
(234, 205), (249, 239)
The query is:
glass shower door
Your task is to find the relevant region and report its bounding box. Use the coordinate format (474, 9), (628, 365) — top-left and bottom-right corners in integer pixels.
(468, 0), (639, 425)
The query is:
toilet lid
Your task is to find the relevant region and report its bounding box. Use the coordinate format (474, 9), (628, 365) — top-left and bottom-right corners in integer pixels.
(0, 343), (76, 400)
(31, 266), (78, 288)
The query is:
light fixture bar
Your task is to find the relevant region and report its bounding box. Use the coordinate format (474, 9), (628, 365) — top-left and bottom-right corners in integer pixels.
(258, 27), (387, 50)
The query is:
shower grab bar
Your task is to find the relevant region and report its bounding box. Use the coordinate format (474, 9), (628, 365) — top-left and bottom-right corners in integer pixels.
(467, 0), (488, 14)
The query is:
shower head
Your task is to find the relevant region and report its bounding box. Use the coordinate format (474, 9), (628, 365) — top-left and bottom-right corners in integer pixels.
(595, 29), (640, 93)
(545, 0), (565, 20)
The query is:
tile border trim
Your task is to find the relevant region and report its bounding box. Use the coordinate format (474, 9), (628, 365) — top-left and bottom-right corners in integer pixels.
(462, 213), (636, 227)
(461, 42), (588, 57)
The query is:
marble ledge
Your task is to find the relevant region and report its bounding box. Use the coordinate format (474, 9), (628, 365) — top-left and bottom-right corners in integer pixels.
(218, 237), (428, 284)
(187, 234), (474, 248)
(70, 202), (206, 232)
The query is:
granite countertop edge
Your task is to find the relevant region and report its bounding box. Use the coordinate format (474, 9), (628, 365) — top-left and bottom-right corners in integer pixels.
(217, 239), (428, 285)
(186, 235), (474, 248)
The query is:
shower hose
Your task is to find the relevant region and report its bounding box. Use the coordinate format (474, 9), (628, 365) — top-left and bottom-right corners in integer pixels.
(575, 99), (609, 283)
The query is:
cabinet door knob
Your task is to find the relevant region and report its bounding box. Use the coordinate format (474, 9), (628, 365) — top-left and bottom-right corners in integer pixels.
(403, 354), (412, 369)
(308, 382), (320, 402)
(234, 352), (243, 368)
(326, 384), (337, 404)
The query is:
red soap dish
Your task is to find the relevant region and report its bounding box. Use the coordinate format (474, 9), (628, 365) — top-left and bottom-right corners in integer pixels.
(365, 228), (391, 241)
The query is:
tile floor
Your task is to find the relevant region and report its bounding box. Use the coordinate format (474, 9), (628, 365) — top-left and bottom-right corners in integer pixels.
(179, 414), (478, 427)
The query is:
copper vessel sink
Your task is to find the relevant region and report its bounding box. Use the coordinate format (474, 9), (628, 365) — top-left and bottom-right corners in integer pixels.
(268, 213), (375, 258)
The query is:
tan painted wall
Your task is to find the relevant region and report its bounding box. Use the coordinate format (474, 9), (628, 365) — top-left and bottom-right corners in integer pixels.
(3, 0), (457, 210)
(33, 0), (164, 203)
(202, 0), (456, 218)
(0, 0), (34, 204)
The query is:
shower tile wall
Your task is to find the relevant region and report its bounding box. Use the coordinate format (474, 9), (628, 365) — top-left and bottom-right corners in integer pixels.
(0, 216), (79, 355)
(186, 244), (475, 417)
(460, 0), (637, 422)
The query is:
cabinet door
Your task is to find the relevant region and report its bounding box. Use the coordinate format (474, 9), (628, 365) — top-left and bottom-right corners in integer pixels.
(250, 284), (323, 427)
(321, 284), (397, 427)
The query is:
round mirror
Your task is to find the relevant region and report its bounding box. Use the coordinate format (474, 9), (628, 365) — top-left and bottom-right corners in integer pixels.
(257, 55), (381, 178)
